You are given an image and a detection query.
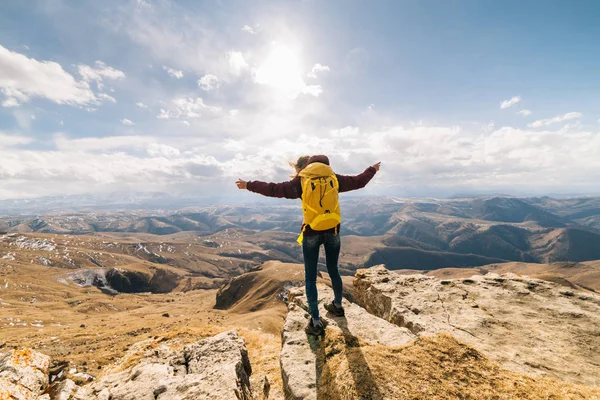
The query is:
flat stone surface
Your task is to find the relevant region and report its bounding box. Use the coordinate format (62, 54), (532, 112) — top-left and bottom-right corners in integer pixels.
(280, 285), (416, 399)
(354, 264), (600, 387)
(280, 303), (319, 400)
(289, 285), (416, 347)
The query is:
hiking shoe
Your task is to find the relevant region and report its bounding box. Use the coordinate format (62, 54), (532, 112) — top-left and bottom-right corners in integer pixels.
(305, 318), (325, 336)
(324, 301), (345, 317)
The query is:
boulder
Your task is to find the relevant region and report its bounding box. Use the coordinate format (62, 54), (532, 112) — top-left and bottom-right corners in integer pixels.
(73, 330), (252, 400)
(354, 264), (600, 386)
(46, 378), (80, 400)
(0, 348), (50, 399)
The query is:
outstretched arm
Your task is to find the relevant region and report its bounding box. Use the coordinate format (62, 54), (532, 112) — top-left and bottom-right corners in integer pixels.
(337, 162), (381, 193)
(236, 176), (301, 199)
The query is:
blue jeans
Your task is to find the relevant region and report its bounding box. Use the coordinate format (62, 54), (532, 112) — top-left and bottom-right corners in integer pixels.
(302, 232), (343, 320)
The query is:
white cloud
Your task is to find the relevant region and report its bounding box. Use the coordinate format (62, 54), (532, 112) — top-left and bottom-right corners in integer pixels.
(517, 109), (532, 116)
(97, 93), (116, 103)
(223, 139), (245, 152)
(0, 143), (225, 199)
(3, 116), (600, 199)
(307, 63), (330, 79)
(528, 112), (582, 128)
(121, 118), (135, 125)
(331, 126), (360, 138)
(483, 121), (495, 133)
(500, 96), (521, 109)
(163, 66), (183, 79)
(157, 97), (221, 120)
(0, 133), (34, 148)
(198, 74), (220, 91)
(228, 52), (249, 76)
(53, 134), (148, 152)
(2, 97), (21, 108)
(253, 46), (322, 98)
(147, 143), (180, 158)
(241, 25), (256, 34)
(181, 121), (190, 126)
(0, 44), (97, 107)
(77, 61), (125, 90)
(136, 102), (148, 108)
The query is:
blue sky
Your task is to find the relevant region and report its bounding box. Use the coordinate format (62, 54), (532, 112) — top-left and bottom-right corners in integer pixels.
(1, 0), (599, 200)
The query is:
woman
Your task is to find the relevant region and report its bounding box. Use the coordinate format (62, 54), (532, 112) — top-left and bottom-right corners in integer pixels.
(236, 155), (381, 336)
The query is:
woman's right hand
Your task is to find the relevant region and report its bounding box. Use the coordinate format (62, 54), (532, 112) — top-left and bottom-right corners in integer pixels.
(235, 179), (248, 190)
(371, 162), (381, 172)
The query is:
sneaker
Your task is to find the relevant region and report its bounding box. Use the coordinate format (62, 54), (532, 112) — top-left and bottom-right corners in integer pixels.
(305, 318), (325, 336)
(324, 301), (345, 317)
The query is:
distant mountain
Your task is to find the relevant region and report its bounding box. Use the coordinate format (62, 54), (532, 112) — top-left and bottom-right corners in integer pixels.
(4, 195), (600, 270)
(364, 246), (505, 270)
(449, 225), (536, 262)
(0, 192), (239, 214)
(525, 196), (600, 231)
(466, 197), (567, 227)
(542, 228), (600, 262)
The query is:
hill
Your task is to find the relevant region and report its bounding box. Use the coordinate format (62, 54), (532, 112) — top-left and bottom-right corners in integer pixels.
(5, 195), (600, 271)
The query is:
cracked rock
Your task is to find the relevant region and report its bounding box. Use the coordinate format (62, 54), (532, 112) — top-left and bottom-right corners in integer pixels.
(353, 264), (600, 387)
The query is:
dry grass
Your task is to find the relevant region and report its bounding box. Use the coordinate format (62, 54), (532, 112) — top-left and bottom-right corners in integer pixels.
(0, 241), (290, 399)
(317, 331), (600, 400)
(239, 328), (285, 400)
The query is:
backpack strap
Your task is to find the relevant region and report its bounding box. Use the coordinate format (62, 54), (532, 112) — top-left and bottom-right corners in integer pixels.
(296, 230), (304, 245)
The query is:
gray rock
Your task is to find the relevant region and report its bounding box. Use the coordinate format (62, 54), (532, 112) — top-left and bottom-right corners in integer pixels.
(354, 264), (600, 386)
(46, 378), (81, 400)
(0, 347), (51, 399)
(280, 302), (319, 400)
(288, 285), (415, 347)
(74, 330), (253, 400)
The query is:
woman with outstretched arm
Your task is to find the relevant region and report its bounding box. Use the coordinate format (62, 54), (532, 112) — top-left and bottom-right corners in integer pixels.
(236, 154), (380, 336)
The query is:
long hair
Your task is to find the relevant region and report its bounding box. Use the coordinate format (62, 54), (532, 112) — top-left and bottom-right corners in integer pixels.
(288, 155), (310, 178)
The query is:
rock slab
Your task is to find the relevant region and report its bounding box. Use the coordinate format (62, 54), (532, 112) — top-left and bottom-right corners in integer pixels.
(354, 264), (600, 387)
(280, 285), (416, 399)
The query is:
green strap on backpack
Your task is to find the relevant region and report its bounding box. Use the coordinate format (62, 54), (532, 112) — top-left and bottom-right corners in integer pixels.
(297, 162), (341, 245)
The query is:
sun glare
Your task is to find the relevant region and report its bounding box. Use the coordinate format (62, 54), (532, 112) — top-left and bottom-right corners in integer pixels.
(254, 45), (307, 96)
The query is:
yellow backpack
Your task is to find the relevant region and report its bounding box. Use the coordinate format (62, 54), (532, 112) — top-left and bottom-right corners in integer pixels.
(296, 162), (341, 244)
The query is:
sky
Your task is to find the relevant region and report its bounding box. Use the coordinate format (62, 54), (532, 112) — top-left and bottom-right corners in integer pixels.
(1, 0), (600, 201)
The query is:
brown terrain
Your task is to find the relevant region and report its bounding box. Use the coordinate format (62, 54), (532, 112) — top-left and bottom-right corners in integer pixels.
(2, 195), (600, 398)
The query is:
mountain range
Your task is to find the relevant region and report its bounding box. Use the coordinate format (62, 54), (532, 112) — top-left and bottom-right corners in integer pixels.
(3, 195), (600, 272)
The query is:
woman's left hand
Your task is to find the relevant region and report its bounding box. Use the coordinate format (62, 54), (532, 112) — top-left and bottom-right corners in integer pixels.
(235, 179), (248, 190)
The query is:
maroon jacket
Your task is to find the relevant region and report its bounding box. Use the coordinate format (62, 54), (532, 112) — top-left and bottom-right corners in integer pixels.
(246, 155), (377, 236)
